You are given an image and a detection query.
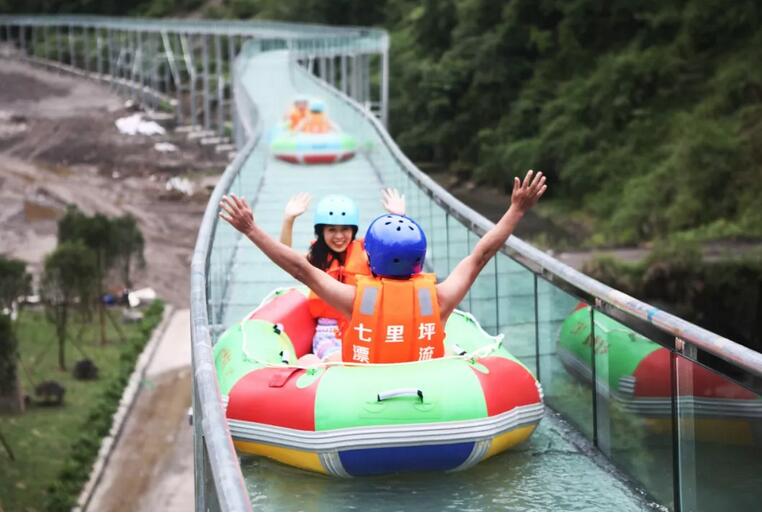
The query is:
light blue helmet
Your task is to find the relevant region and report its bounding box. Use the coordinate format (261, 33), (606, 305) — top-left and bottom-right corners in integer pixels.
(309, 99), (326, 113)
(314, 195), (359, 228)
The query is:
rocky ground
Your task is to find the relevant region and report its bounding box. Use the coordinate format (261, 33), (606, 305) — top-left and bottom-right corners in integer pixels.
(0, 57), (227, 307)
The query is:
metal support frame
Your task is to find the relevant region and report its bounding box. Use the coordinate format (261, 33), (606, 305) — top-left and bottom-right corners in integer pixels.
(340, 54), (347, 94)
(215, 34), (224, 135)
(83, 25), (91, 74)
(181, 33), (197, 127)
(202, 34), (211, 130)
(381, 47), (389, 128)
(19, 24), (26, 55)
(96, 27), (103, 75)
(227, 34), (237, 139)
(43, 24), (49, 60)
(68, 24), (75, 67)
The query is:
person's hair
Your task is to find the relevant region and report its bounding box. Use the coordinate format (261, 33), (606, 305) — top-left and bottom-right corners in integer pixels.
(307, 224), (358, 271)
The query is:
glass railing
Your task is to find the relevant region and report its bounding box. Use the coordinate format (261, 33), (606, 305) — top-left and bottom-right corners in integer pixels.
(284, 49), (762, 511)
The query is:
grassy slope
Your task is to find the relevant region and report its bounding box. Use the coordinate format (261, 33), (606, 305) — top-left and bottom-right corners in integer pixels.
(0, 304), (162, 511)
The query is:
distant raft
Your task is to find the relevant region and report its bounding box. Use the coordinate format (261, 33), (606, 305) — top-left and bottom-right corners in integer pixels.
(559, 304), (762, 445)
(270, 129), (357, 164)
(213, 287), (544, 477)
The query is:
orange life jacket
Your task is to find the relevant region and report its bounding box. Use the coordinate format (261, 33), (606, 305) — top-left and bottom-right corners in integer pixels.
(342, 274), (445, 364)
(307, 239), (370, 321)
(288, 107), (306, 129)
(298, 112), (332, 134)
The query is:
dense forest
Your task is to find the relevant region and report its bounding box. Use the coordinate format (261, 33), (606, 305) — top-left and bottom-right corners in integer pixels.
(7, 0), (761, 247)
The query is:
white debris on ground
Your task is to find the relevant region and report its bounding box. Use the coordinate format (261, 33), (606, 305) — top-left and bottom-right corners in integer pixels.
(164, 176), (194, 196)
(127, 287), (157, 308)
(154, 142), (178, 152)
(115, 113), (166, 136)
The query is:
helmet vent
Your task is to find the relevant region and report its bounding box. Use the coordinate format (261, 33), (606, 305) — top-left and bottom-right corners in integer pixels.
(329, 211), (333, 215)
(408, 226), (414, 231)
(341, 212), (346, 216)
(384, 221), (392, 225)
(396, 227), (401, 231)
(393, 258), (400, 263)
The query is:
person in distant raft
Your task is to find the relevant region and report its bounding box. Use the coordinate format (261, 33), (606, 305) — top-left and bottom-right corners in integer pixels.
(274, 189), (405, 362)
(285, 95), (309, 130)
(219, 170), (547, 364)
(295, 100), (335, 133)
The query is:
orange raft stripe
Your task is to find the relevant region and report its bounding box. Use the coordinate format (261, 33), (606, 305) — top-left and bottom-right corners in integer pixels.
(234, 440), (328, 475)
(482, 424), (539, 461)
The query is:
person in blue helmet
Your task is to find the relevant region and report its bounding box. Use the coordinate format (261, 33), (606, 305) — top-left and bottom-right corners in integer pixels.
(273, 189), (405, 362)
(219, 170), (547, 364)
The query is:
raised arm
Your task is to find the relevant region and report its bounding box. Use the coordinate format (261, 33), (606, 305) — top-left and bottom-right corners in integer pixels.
(381, 188), (406, 216)
(279, 192), (312, 247)
(436, 170), (547, 320)
(220, 194), (354, 318)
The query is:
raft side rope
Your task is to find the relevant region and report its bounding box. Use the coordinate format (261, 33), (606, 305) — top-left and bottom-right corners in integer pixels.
(236, 308), (504, 370)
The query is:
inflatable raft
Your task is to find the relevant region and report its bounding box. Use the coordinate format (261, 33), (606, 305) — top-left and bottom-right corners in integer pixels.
(559, 304), (762, 444)
(214, 288), (544, 476)
(270, 129), (357, 164)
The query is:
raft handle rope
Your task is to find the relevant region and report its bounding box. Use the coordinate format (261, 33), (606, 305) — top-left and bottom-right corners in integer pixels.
(377, 388), (424, 403)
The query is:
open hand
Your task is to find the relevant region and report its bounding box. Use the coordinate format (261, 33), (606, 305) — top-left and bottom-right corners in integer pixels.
(284, 192), (312, 220)
(510, 170), (547, 214)
(219, 194), (256, 235)
(381, 187), (406, 216)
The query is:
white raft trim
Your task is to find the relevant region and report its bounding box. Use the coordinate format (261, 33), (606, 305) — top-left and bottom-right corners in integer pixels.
(228, 401), (544, 452)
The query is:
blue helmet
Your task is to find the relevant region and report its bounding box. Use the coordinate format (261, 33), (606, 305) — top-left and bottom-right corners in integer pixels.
(364, 214), (427, 278)
(309, 100), (325, 113)
(314, 195), (359, 228)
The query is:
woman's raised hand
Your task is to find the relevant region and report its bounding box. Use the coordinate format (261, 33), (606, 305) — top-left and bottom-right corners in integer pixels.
(381, 187), (406, 216)
(219, 194), (256, 235)
(283, 192), (312, 221)
(510, 170), (547, 214)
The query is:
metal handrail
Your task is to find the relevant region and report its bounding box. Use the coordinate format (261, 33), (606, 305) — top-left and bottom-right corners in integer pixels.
(290, 53), (762, 379)
(0, 14), (387, 43)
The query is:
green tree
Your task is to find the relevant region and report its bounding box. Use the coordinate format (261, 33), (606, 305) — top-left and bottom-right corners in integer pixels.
(0, 256), (31, 313)
(0, 257), (31, 414)
(111, 214), (146, 290)
(40, 242), (98, 371)
(58, 206), (118, 345)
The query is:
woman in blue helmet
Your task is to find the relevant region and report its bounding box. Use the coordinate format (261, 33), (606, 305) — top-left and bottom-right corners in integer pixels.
(220, 170), (546, 364)
(275, 189), (405, 362)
